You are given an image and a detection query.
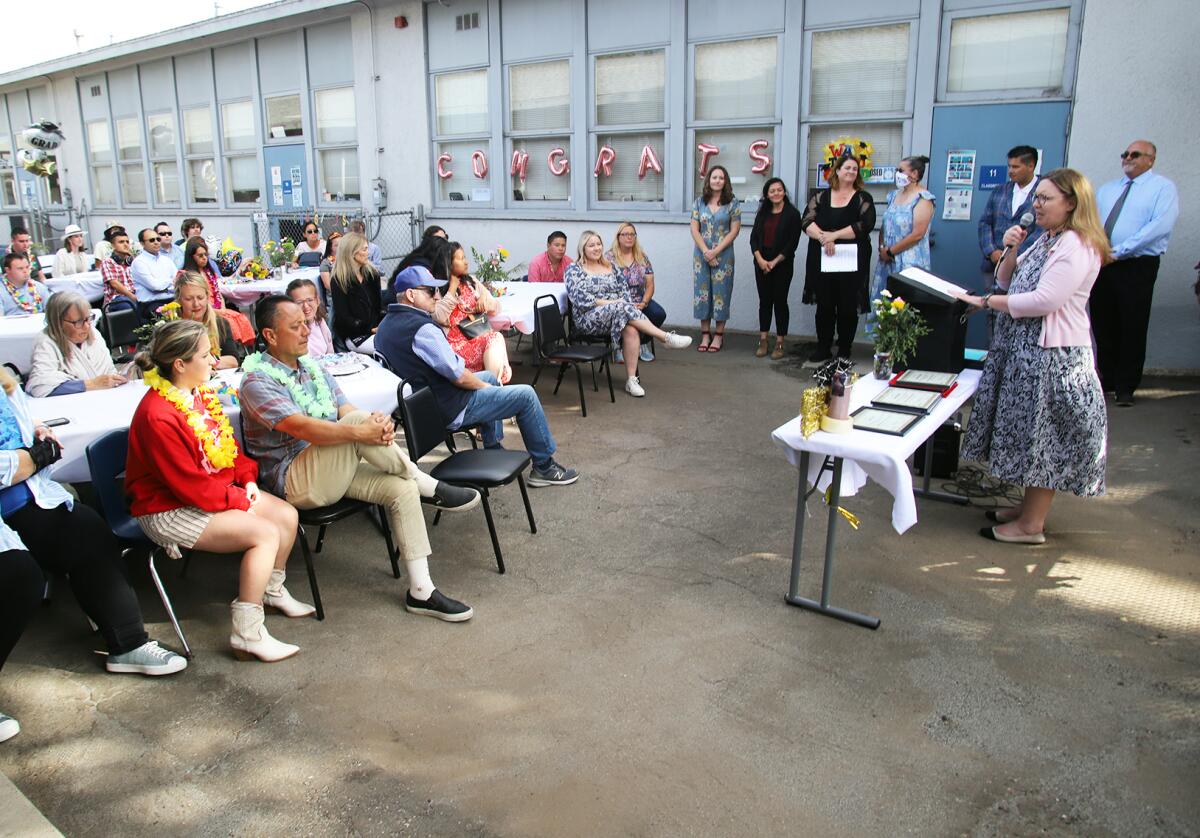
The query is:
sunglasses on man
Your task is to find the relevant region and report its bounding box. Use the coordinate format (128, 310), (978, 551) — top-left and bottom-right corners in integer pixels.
(1120, 151), (1151, 160)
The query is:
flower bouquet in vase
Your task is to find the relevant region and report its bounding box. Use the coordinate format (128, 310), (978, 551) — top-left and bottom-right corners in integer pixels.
(263, 238), (296, 278)
(131, 301), (182, 355)
(871, 290), (930, 379)
(470, 245), (522, 295)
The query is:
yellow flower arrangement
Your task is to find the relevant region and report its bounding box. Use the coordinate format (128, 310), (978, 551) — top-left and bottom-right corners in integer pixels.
(143, 368), (239, 470)
(824, 136), (874, 180)
(156, 301), (181, 320)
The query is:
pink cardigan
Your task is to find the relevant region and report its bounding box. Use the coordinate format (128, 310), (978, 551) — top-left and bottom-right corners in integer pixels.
(1001, 231), (1101, 348)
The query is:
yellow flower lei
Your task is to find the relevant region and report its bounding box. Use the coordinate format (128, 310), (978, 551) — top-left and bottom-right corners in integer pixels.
(143, 368), (239, 470)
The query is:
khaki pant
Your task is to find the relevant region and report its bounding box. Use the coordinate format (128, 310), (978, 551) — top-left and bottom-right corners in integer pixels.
(284, 410), (431, 561)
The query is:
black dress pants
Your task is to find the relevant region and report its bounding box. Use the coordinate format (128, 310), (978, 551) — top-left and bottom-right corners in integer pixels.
(1089, 255), (1160, 395)
(755, 261), (796, 335)
(813, 272), (860, 356)
(0, 502), (148, 670)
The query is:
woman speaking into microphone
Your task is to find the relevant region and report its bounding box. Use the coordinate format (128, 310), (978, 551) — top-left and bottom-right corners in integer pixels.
(954, 168), (1111, 545)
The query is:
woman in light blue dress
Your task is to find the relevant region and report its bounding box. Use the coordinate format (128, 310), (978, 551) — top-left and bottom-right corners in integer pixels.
(691, 165), (742, 353)
(873, 155), (935, 302)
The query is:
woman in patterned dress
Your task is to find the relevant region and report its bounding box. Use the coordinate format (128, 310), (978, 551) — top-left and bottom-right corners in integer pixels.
(955, 168), (1111, 545)
(691, 165), (742, 352)
(432, 241), (511, 384)
(606, 222), (666, 364)
(565, 231), (691, 398)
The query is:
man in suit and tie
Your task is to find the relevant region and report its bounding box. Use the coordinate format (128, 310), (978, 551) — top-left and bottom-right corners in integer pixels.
(1091, 140), (1179, 406)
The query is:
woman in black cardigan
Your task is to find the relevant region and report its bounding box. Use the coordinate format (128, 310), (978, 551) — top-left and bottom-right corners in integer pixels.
(749, 178), (804, 359)
(331, 232), (384, 353)
(801, 155), (877, 361)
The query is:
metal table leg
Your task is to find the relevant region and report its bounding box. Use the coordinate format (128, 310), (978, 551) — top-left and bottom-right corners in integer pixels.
(785, 455), (881, 630)
(913, 418), (970, 505)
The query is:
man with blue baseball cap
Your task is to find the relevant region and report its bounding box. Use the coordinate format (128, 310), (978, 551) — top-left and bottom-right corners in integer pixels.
(377, 266), (579, 487)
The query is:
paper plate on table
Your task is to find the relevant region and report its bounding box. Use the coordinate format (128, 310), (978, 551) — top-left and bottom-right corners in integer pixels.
(320, 354), (367, 376)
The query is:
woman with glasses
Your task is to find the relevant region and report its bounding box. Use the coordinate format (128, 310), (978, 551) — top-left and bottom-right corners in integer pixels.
(330, 232), (383, 354)
(954, 169), (1110, 546)
(26, 291), (127, 397)
(606, 223), (665, 363)
(286, 277), (334, 358)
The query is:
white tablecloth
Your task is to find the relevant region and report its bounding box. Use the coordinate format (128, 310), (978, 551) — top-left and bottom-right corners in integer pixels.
(0, 310), (101, 374)
(771, 369), (981, 534)
(31, 358), (402, 484)
(488, 282), (567, 335)
(46, 270), (104, 302)
(219, 267), (321, 306)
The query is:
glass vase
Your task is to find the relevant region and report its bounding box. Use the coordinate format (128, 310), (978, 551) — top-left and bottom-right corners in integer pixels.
(873, 350), (893, 380)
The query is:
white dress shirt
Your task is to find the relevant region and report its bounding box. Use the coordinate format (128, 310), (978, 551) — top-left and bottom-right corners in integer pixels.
(130, 249), (177, 302)
(1011, 178), (1036, 218)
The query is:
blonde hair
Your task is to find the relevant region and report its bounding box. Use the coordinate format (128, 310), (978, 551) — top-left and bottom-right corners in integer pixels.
(331, 232), (379, 292)
(174, 272), (221, 357)
(134, 319), (207, 383)
(609, 222), (648, 269)
(45, 290), (95, 362)
(1038, 168), (1113, 265)
(576, 230), (612, 271)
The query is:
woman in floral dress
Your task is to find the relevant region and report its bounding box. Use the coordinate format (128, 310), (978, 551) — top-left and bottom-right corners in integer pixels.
(432, 241), (511, 384)
(955, 169), (1110, 545)
(690, 165), (742, 352)
(565, 231), (691, 398)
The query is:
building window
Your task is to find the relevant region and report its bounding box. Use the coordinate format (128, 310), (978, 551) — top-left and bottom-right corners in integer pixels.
(693, 127), (774, 204)
(810, 24), (910, 115)
(220, 101), (259, 204)
(85, 120), (116, 206)
(807, 122), (903, 204)
(113, 117), (145, 205)
(947, 8), (1069, 93)
(119, 163), (147, 205)
(314, 87), (358, 202)
(593, 50), (667, 205)
(0, 124), (14, 206)
(146, 112), (179, 205)
(265, 94), (303, 139)
(507, 60), (570, 204)
(182, 107), (216, 204)
(694, 38), (777, 121)
(690, 38), (779, 205)
(433, 69), (489, 205)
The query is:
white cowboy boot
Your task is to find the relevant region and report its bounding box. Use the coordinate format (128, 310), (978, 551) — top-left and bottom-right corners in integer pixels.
(262, 569), (317, 618)
(230, 601), (299, 662)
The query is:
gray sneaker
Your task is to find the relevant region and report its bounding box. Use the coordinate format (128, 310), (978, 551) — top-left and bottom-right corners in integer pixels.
(0, 711), (18, 743)
(106, 641), (188, 676)
(527, 460), (580, 487)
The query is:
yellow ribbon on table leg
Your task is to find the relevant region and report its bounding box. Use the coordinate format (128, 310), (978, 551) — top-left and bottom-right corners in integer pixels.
(822, 486), (860, 530)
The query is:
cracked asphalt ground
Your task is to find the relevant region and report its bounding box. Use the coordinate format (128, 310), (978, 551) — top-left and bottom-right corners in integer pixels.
(2, 333), (1198, 836)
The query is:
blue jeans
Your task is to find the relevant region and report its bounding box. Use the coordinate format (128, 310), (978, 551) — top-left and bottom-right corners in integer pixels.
(638, 299), (667, 344)
(459, 372), (557, 470)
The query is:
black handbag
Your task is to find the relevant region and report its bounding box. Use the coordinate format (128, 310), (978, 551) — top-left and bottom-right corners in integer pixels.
(457, 311), (493, 339)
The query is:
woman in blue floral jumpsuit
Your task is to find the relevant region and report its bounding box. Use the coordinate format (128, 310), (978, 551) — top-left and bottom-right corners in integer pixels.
(691, 165), (742, 352)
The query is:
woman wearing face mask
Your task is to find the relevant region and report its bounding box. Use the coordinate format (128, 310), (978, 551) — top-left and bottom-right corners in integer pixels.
(874, 156), (934, 302)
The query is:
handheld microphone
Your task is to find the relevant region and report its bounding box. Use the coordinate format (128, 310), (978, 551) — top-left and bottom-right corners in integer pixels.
(994, 212), (1036, 278)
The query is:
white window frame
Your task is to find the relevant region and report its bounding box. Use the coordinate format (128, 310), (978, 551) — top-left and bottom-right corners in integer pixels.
(687, 35), (783, 210)
(144, 110), (182, 208)
(180, 105), (220, 208)
(801, 20), (919, 122)
(113, 114), (148, 207)
(589, 46), (670, 211)
(84, 117), (119, 208)
(0, 98), (19, 208)
(504, 57), (572, 209)
(263, 91), (306, 144)
(936, 1), (1080, 103)
(218, 98), (262, 206)
(429, 67), (493, 210)
(312, 84), (360, 206)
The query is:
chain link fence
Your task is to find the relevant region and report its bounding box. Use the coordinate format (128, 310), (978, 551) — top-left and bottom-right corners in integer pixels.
(250, 208), (423, 279)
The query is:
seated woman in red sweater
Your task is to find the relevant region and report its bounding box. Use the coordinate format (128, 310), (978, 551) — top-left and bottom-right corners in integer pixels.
(125, 320), (310, 662)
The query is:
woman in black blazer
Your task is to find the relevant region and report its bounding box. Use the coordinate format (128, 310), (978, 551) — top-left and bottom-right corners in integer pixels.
(749, 178), (804, 359)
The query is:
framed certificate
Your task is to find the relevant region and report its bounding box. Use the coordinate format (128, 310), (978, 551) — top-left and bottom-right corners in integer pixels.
(893, 369), (959, 391)
(871, 387), (941, 414)
(851, 406), (923, 436)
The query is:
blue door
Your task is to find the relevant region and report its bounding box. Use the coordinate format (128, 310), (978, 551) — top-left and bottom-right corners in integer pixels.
(928, 102), (1071, 347)
(262, 144), (310, 242)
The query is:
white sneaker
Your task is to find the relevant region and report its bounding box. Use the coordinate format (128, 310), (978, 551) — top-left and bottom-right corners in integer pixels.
(662, 331), (692, 349)
(625, 376), (645, 397)
(0, 711), (19, 743)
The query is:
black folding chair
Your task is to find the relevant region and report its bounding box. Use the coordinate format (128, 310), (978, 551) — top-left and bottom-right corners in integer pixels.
(397, 386), (536, 574)
(530, 295), (613, 416)
(104, 304), (141, 362)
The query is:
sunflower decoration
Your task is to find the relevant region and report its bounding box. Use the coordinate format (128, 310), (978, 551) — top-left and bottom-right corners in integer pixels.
(823, 136), (874, 181)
